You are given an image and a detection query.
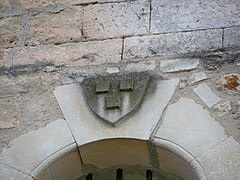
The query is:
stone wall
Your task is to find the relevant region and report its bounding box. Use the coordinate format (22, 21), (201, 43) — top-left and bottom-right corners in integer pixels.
(0, 0), (240, 153)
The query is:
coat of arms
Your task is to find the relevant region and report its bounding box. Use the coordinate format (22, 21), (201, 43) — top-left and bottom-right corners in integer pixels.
(82, 72), (150, 125)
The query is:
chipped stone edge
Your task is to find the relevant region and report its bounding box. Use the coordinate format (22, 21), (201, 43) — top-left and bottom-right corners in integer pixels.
(31, 143), (78, 178)
(152, 138), (207, 180)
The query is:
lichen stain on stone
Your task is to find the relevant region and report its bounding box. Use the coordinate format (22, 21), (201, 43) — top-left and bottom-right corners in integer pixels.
(224, 75), (239, 90)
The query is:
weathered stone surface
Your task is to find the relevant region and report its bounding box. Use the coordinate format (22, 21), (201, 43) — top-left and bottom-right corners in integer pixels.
(4, 39), (122, 67)
(213, 101), (232, 117)
(224, 26), (240, 48)
(125, 60), (156, 72)
(187, 72), (208, 85)
(0, 16), (21, 48)
(0, 119), (74, 174)
(83, 0), (149, 39)
(124, 30), (222, 59)
(156, 98), (228, 157)
(0, 49), (4, 67)
(0, 0), (10, 12)
(193, 83), (221, 108)
(0, 164), (33, 180)
(54, 78), (179, 145)
(80, 139), (150, 168)
(197, 136), (240, 180)
(50, 150), (83, 180)
(151, 0), (240, 33)
(106, 66), (120, 74)
(159, 58), (199, 73)
(26, 8), (83, 46)
(20, 0), (128, 9)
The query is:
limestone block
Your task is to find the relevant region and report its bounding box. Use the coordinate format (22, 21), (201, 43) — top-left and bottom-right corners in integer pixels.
(0, 119), (75, 174)
(0, 16), (21, 48)
(4, 39), (122, 67)
(0, 49), (4, 67)
(187, 72), (208, 85)
(0, 164), (33, 180)
(106, 66), (120, 74)
(156, 98), (228, 157)
(151, 0), (240, 33)
(20, 0), (129, 9)
(193, 83), (221, 108)
(125, 60), (156, 72)
(83, 0), (149, 39)
(224, 26), (240, 48)
(80, 139), (150, 168)
(50, 150), (83, 180)
(197, 136), (240, 180)
(0, 0), (10, 12)
(159, 58), (199, 73)
(54, 78), (179, 146)
(26, 8), (83, 46)
(123, 30), (222, 59)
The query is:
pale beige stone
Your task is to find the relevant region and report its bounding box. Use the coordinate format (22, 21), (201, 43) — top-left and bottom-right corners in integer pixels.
(80, 139), (150, 168)
(124, 30), (222, 59)
(187, 72), (208, 85)
(37, 169), (53, 180)
(0, 164), (33, 180)
(151, 0), (240, 33)
(0, 0), (10, 11)
(156, 147), (195, 180)
(83, 0), (149, 39)
(4, 39), (122, 67)
(197, 136), (240, 180)
(20, 0), (128, 9)
(193, 83), (221, 108)
(156, 98), (228, 157)
(125, 60), (156, 72)
(0, 119), (74, 174)
(160, 58), (199, 73)
(54, 78), (179, 146)
(0, 16), (21, 48)
(26, 8), (83, 46)
(50, 150), (83, 180)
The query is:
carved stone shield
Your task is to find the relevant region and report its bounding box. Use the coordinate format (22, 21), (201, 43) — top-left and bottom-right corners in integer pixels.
(82, 72), (150, 125)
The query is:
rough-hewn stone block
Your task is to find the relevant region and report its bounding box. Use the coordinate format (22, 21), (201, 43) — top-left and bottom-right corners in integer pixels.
(83, 0), (149, 40)
(20, 0), (132, 9)
(4, 39), (122, 67)
(223, 26), (240, 48)
(151, 0), (240, 33)
(0, 49), (3, 67)
(0, 16), (21, 48)
(26, 8), (83, 46)
(0, 0), (10, 12)
(124, 29), (222, 59)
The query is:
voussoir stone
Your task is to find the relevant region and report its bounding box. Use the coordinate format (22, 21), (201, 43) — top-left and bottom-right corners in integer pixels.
(83, 0), (149, 40)
(0, 164), (33, 180)
(26, 8), (83, 46)
(4, 39), (122, 67)
(151, 0), (240, 33)
(156, 98), (228, 157)
(159, 58), (199, 73)
(197, 136), (240, 180)
(0, 119), (75, 174)
(123, 30), (222, 59)
(0, 16), (21, 48)
(54, 78), (179, 146)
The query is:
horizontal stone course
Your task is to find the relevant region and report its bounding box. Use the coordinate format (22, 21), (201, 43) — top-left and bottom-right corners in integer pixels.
(123, 29), (222, 59)
(26, 8), (83, 46)
(0, 16), (22, 48)
(151, 0), (240, 33)
(3, 39), (122, 67)
(83, 0), (149, 40)
(0, 0), (10, 12)
(223, 26), (240, 48)
(20, 0), (135, 9)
